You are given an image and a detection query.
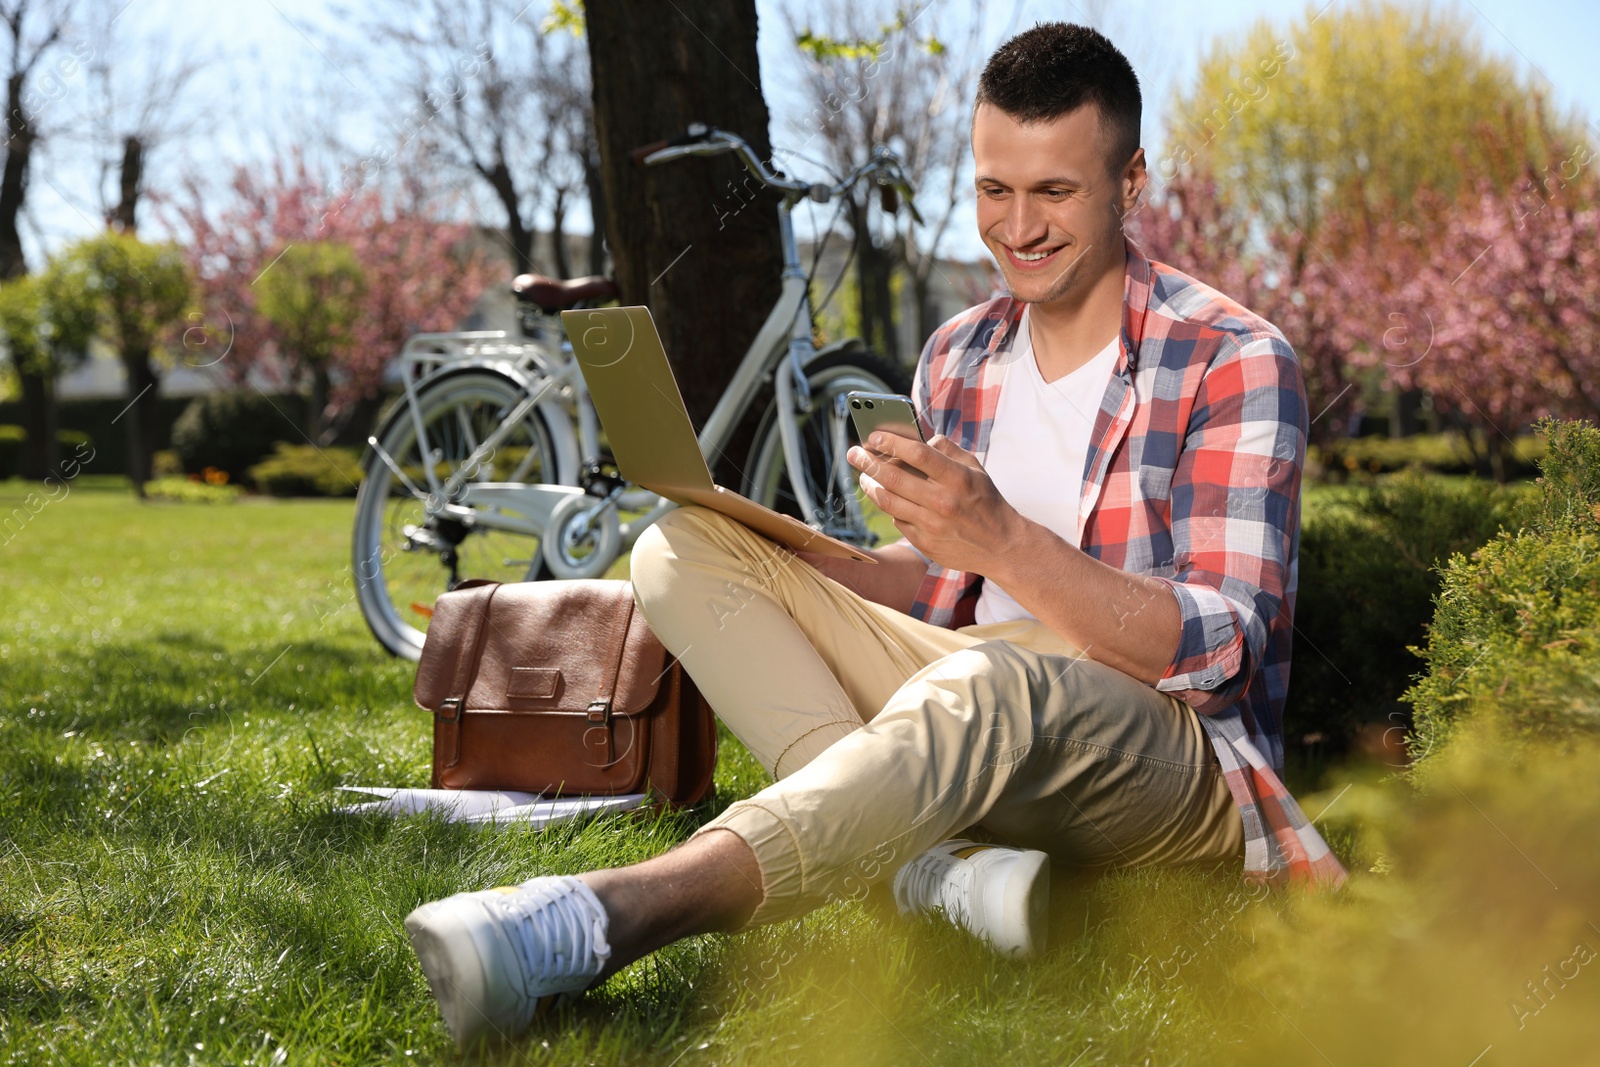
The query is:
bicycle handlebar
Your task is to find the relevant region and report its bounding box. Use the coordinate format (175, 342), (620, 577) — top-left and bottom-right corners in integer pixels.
(629, 139), (669, 166)
(628, 123), (714, 167)
(629, 125), (918, 218)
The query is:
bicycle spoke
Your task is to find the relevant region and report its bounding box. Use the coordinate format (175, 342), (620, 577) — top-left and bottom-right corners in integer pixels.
(828, 409), (868, 533)
(826, 400), (851, 511)
(744, 355), (908, 549)
(454, 405), (481, 467)
(353, 370), (559, 659)
(367, 435), (433, 503)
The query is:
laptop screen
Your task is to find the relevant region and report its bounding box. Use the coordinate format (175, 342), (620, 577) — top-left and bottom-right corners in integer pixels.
(562, 306), (715, 494)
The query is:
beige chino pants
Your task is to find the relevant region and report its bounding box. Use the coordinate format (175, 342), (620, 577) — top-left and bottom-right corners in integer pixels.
(629, 506), (1243, 927)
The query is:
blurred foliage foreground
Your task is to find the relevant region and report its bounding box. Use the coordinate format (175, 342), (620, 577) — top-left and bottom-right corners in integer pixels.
(2, 423), (1600, 1065)
(1241, 418), (1600, 1064)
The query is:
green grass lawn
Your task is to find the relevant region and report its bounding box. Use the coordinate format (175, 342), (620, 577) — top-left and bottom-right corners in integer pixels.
(0, 481), (1349, 1065)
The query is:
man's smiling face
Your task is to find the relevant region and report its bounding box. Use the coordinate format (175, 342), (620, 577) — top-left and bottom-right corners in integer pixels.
(972, 102), (1135, 308)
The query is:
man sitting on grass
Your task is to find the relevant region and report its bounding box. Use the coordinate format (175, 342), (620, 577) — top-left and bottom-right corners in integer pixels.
(404, 22), (1347, 1049)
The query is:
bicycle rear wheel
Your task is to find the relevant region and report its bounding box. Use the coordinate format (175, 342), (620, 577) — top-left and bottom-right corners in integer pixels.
(741, 348), (912, 547)
(352, 370), (560, 659)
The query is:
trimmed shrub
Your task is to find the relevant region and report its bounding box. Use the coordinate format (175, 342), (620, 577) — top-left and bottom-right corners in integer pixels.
(1286, 471), (1529, 750)
(144, 476), (244, 504)
(1529, 415), (1600, 529)
(0, 394), (190, 477)
(1311, 431), (1542, 481)
(0, 424), (22, 478)
(248, 443), (364, 497)
(170, 391), (307, 484)
(1405, 419), (1600, 763)
(0, 426), (96, 479)
(152, 449), (184, 478)
(57, 429), (92, 456)
(1234, 721), (1600, 1064)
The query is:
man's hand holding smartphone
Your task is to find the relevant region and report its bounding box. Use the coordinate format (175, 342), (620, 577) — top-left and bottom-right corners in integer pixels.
(847, 392), (930, 479)
(844, 391), (1022, 578)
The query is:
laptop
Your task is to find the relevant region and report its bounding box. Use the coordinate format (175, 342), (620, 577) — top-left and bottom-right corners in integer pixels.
(560, 306), (874, 563)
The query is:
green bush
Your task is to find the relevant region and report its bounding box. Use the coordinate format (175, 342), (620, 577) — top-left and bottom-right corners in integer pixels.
(57, 429), (92, 456)
(151, 449), (184, 478)
(170, 391), (307, 484)
(0, 394), (192, 477)
(143, 476), (244, 504)
(0, 424), (22, 478)
(1286, 471), (1529, 751)
(1311, 431), (1543, 480)
(1529, 414), (1600, 529)
(1404, 419), (1600, 762)
(1235, 721), (1600, 1064)
(0, 425), (96, 479)
(247, 442), (364, 497)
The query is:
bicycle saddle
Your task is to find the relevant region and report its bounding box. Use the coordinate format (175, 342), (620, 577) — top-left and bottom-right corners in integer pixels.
(512, 273), (620, 313)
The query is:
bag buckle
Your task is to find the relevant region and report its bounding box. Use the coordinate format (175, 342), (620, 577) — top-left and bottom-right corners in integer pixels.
(438, 696), (463, 723)
(587, 698), (611, 723)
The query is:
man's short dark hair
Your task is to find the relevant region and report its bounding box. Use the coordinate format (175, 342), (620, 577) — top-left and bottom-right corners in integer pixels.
(975, 23), (1142, 174)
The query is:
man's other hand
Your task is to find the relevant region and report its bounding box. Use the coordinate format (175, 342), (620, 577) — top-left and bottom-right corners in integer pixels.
(791, 539), (930, 615)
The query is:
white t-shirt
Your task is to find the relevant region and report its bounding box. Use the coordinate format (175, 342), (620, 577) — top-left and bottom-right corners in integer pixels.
(973, 309), (1120, 625)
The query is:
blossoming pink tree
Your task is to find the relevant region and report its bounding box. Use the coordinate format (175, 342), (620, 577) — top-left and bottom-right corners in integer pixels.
(1126, 173), (1361, 445)
(165, 159), (502, 440)
(1349, 170), (1600, 477)
(1128, 153), (1600, 475)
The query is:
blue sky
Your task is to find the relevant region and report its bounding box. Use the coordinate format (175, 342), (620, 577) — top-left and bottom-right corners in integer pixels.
(22, 0), (1600, 268)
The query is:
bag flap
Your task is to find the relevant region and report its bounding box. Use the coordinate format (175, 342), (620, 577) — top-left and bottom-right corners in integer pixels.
(414, 579), (498, 710)
(417, 579), (670, 716)
(610, 595), (673, 714)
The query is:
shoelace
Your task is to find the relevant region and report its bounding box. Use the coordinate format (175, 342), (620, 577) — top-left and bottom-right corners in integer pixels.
(492, 877), (612, 1016)
(894, 850), (977, 927)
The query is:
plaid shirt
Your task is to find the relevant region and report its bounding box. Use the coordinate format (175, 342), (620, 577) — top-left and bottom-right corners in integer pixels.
(908, 238), (1346, 888)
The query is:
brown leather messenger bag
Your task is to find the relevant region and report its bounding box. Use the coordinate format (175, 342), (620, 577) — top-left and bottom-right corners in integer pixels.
(412, 578), (716, 807)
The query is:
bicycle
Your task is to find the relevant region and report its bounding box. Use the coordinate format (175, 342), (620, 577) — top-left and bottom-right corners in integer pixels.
(352, 126), (917, 659)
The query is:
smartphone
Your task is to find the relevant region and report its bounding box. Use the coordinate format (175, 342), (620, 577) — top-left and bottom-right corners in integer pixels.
(847, 392), (928, 479)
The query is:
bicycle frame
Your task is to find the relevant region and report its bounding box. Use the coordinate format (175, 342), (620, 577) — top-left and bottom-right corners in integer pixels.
(690, 205), (823, 520)
(366, 335), (587, 534)
(374, 206), (834, 549)
(608, 202), (839, 535)
(368, 130), (908, 558)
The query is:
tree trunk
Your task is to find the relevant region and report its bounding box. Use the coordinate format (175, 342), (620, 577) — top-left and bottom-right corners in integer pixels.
(121, 346), (160, 495)
(482, 156), (534, 271)
(911, 263), (938, 353)
(848, 194), (898, 361)
(1, 71), (54, 480)
(1393, 388), (1424, 438)
(18, 368), (56, 476)
(1486, 432), (1507, 484)
(584, 147), (607, 276)
(1450, 414), (1489, 477)
(0, 74), (31, 280)
(550, 186), (571, 279)
(586, 0), (783, 488)
(12, 364), (54, 479)
(308, 362), (331, 443)
(111, 134), (144, 233)
(114, 137), (160, 486)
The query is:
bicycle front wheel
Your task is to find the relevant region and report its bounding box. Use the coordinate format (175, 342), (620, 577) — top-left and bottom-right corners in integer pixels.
(352, 369), (561, 659)
(741, 348), (912, 548)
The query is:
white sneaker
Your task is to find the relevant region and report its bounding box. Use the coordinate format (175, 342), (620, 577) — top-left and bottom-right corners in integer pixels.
(891, 840), (1050, 958)
(404, 874), (612, 1049)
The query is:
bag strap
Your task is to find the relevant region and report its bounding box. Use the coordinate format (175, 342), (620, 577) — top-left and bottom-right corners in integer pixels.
(645, 660), (683, 788)
(586, 592), (636, 724)
(581, 591), (637, 768)
(436, 581), (500, 769)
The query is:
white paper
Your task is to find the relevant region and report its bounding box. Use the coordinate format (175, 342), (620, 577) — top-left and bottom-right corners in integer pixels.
(336, 786), (648, 827)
